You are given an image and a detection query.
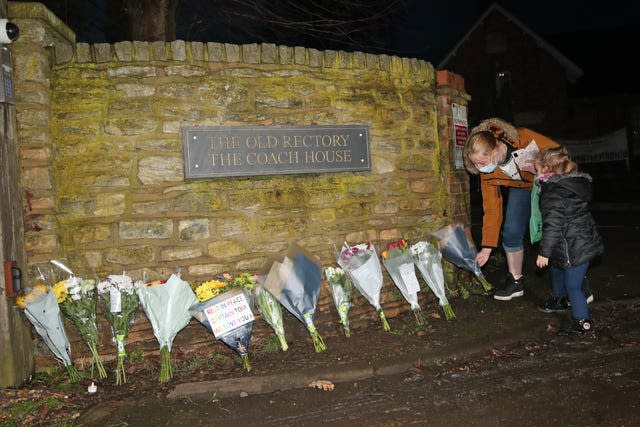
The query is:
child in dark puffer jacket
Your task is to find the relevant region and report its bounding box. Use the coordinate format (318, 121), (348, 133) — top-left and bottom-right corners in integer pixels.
(534, 147), (604, 334)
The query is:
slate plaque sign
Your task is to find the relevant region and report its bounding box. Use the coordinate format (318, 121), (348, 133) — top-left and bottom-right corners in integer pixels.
(182, 124), (371, 178)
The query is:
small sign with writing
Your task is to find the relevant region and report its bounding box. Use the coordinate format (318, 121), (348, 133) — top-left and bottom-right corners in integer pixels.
(204, 289), (255, 338)
(182, 124), (371, 178)
(452, 103), (468, 147)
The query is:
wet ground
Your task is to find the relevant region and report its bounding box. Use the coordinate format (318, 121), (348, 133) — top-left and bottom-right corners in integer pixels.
(1, 206), (639, 426)
(99, 300), (640, 427)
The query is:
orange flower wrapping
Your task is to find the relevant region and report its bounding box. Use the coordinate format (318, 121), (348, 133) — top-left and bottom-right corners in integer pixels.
(145, 280), (166, 287)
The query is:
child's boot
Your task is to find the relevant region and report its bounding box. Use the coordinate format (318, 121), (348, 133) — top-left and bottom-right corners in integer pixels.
(560, 318), (594, 335)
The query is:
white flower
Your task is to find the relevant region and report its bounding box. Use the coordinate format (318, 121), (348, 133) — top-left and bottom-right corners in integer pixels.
(98, 274), (136, 294)
(80, 279), (96, 294)
(96, 280), (110, 294)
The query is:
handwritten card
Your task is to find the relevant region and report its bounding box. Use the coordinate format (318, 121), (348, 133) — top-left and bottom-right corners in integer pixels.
(204, 291), (255, 338)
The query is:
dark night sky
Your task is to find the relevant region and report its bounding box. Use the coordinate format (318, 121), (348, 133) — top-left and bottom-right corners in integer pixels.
(392, 0), (640, 63)
(174, 0), (640, 64)
(40, 0), (640, 65)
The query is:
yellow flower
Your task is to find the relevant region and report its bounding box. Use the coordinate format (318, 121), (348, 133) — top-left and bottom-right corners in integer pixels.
(16, 284), (49, 309)
(195, 280), (227, 302)
(16, 293), (26, 309)
(52, 280), (69, 303)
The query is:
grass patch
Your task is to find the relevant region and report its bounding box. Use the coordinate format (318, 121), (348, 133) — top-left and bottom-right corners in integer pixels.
(129, 347), (145, 362)
(28, 369), (84, 393)
(8, 397), (64, 417)
(260, 335), (282, 354)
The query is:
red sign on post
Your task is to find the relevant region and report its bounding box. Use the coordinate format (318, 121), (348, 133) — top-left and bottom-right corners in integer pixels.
(452, 103), (468, 147)
(455, 125), (468, 146)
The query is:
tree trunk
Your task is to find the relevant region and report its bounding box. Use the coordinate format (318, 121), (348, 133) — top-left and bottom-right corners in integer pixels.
(125, 0), (178, 41)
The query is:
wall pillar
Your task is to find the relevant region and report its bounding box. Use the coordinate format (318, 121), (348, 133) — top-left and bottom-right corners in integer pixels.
(8, 2), (75, 265)
(436, 70), (471, 225)
(436, 69), (475, 288)
(0, 1), (75, 386)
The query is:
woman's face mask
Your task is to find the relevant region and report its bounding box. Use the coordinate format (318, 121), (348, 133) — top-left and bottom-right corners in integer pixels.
(469, 150), (497, 173)
(478, 163), (497, 173)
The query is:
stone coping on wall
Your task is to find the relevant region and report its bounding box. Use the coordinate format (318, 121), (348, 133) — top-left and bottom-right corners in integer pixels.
(75, 41), (434, 82)
(9, 1), (433, 81)
(8, 1), (76, 43)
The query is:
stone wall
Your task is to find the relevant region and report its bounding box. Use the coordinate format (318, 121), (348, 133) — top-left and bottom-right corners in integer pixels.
(8, 2), (471, 369)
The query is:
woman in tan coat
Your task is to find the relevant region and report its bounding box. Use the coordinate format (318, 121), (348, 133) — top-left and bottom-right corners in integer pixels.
(463, 118), (558, 300)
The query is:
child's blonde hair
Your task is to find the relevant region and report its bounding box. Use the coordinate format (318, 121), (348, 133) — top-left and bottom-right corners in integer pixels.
(535, 146), (578, 175)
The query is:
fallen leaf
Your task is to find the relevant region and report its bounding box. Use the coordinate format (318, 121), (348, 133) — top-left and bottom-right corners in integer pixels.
(411, 359), (425, 373)
(309, 380), (334, 391)
(37, 403), (49, 420)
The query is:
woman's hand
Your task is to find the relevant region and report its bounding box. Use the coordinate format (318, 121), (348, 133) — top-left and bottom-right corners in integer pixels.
(536, 255), (549, 268)
(475, 248), (492, 267)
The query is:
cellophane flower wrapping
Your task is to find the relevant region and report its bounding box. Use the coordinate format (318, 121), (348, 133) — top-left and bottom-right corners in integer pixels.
(432, 224), (493, 292)
(324, 266), (352, 337)
(513, 139), (539, 174)
(410, 241), (456, 320)
(137, 273), (198, 382)
(17, 283), (81, 381)
(50, 260), (107, 380)
(96, 273), (140, 385)
(382, 239), (425, 326)
(337, 241), (390, 331)
(263, 243), (326, 352)
(189, 273), (257, 371)
(189, 285), (255, 371)
(253, 281), (288, 351)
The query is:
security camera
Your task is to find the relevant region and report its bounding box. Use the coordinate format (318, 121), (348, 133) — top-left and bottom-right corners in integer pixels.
(0, 19), (19, 44)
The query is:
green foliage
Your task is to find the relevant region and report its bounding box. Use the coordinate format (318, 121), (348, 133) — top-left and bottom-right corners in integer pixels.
(47, 421), (84, 427)
(260, 335), (283, 354)
(210, 352), (231, 363)
(8, 397), (63, 416)
(129, 347), (145, 362)
(29, 368), (84, 390)
(432, 358), (445, 367)
(175, 353), (213, 376)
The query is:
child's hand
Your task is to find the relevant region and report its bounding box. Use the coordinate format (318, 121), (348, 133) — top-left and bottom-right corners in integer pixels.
(536, 255), (549, 268)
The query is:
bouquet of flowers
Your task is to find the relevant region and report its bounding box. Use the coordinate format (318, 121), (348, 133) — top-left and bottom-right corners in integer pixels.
(381, 239), (425, 326)
(96, 273), (140, 385)
(137, 273), (198, 382)
(193, 277), (227, 302)
(253, 280), (288, 351)
(50, 260), (107, 380)
(189, 273), (257, 371)
(16, 283), (81, 381)
(411, 240), (456, 320)
(337, 241), (390, 331)
(324, 266), (352, 337)
(263, 243), (326, 352)
(432, 224), (493, 292)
